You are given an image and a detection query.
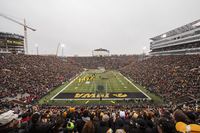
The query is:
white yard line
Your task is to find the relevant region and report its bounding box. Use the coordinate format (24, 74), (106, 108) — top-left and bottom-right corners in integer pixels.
(53, 98), (137, 100)
(50, 72), (84, 100)
(119, 72), (151, 100)
(112, 71), (125, 89)
(85, 100), (89, 104)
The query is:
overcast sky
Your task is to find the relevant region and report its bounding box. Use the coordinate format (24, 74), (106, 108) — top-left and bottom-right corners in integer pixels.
(0, 0), (200, 56)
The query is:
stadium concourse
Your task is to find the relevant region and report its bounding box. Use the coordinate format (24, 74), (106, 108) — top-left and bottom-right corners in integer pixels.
(0, 53), (200, 133)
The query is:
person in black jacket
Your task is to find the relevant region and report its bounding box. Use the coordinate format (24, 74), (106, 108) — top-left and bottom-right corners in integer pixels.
(98, 114), (112, 133)
(27, 112), (54, 133)
(76, 110), (91, 133)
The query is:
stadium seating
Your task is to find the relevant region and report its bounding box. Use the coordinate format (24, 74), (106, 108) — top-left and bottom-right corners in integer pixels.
(1, 54), (200, 104)
(0, 53), (200, 133)
(67, 55), (137, 69)
(0, 54), (82, 104)
(120, 55), (200, 103)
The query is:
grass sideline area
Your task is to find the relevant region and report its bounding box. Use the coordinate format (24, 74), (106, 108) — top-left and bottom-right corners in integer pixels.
(130, 81), (163, 104)
(38, 69), (163, 105)
(38, 82), (68, 105)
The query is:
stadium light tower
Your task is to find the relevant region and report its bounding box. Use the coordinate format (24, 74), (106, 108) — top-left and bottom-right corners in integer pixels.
(0, 13), (36, 54)
(143, 46), (147, 54)
(35, 43), (39, 55)
(56, 43), (61, 56)
(56, 43), (65, 56)
(60, 43), (65, 57)
(141, 46), (147, 60)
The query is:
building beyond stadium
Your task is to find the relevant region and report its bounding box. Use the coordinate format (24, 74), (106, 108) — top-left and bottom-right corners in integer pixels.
(0, 32), (24, 54)
(92, 48), (110, 57)
(150, 19), (200, 55)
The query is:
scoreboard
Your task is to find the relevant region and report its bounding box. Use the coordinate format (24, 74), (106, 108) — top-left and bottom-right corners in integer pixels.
(6, 39), (24, 45)
(0, 32), (24, 53)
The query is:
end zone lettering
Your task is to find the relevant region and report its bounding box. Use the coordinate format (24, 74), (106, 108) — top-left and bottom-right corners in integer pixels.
(54, 92), (147, 99)
(74, 93), (109, 98)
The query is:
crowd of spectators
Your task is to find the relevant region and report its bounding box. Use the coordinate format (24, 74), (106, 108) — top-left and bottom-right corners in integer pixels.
(1, 54), (199, 104)
(68, 55), (137, 70)
(1, 104), (200, 133)
(1, 53), (200, 132)
(0, 54), (82, 104)
(120, 55), (200, 103)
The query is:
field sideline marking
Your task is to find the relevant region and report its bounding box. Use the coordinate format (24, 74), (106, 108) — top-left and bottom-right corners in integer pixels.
(111, 71), (125, 90)
(50, 72), (84, 100)
(53, 98), (142, 100)
(119, 72), (151, 100)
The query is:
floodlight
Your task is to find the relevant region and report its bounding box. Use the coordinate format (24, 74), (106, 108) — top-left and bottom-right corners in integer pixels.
(61, 43), (65, 48)
(162, 34), (167, 38)
(143, 46), (147, 50)
(34, 43), (39, 48)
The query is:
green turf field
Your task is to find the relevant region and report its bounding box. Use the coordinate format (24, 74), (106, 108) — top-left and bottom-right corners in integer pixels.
(38, 69), (163, 105)
(61, 70), (142, 93)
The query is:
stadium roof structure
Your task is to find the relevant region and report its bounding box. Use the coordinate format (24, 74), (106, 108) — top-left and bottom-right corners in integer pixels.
(93, 48), (109, 52)
(0, 32), (24, 39)
(150, 19), (200, 41)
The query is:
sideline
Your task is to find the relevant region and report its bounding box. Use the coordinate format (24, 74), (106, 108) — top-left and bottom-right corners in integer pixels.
(118, 72), (151, 100)
(53, 98), (144, 100)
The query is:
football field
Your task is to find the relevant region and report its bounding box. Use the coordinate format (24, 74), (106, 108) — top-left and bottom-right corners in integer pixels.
(50, 69), (151, 102)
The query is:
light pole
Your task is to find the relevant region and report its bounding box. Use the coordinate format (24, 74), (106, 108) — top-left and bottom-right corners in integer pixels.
(143, 46), (147, 55)
(142, 46), (147, 60)
(35, 43), (39, 55)
(60, 43), (65, 57)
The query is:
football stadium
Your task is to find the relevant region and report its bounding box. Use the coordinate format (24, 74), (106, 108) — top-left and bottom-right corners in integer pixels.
(0, 0), (200, 133)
